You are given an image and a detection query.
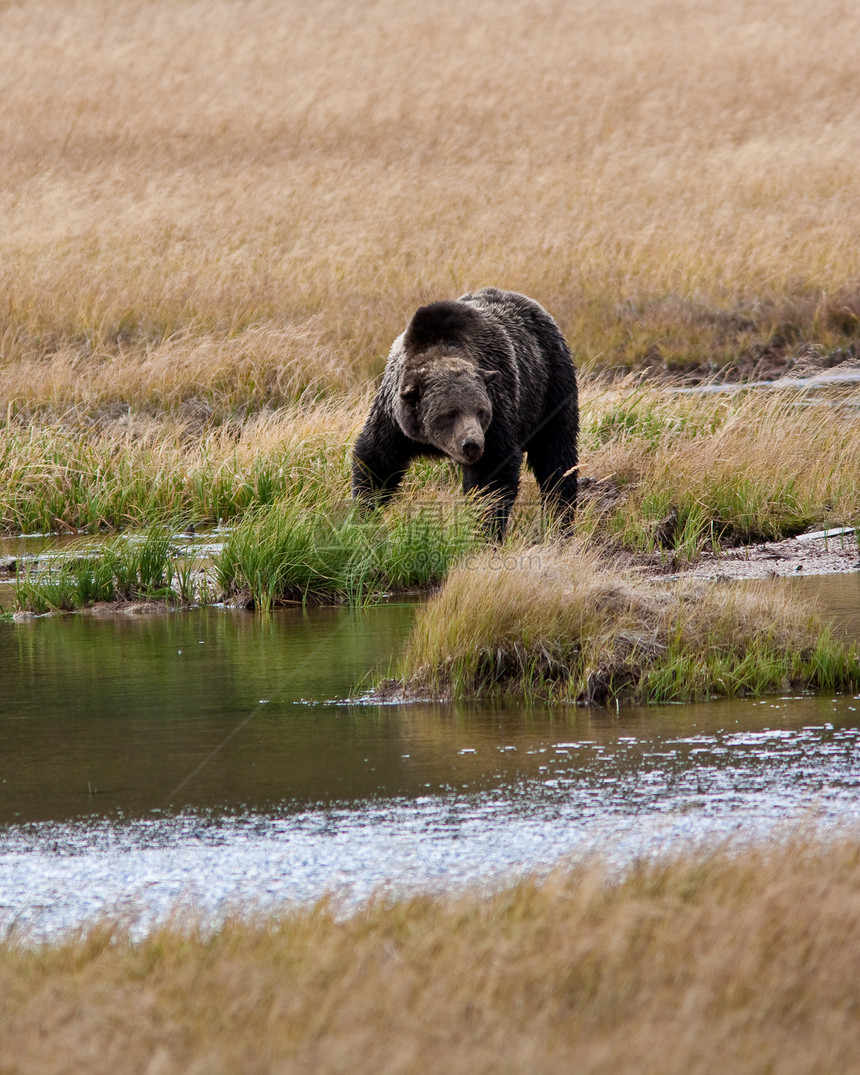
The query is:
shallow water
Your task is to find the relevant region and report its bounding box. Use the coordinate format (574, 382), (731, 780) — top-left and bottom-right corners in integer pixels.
(1, 574), (858, 937)
(0, 528), (226, 613)
(670, 366), (860, 396)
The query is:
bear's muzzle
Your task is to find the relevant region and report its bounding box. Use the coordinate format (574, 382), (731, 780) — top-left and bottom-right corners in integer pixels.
(459, 434), (484, 464)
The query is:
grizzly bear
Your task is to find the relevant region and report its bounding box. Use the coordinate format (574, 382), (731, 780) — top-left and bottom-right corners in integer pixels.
(351, 287), (578, 539)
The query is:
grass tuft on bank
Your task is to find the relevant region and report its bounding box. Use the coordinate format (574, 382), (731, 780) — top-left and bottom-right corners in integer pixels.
(11, 493), (481, 613)
(391, 543), (859, 704)
(216, 492), (481, 609)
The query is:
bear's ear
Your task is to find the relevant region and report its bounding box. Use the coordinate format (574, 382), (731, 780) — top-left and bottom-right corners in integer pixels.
(480, 369), (500, 385)
(399, 379), (422, 404)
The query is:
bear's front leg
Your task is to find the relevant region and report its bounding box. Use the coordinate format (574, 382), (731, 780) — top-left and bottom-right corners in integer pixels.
(351, 413), (414, 509)
(461, 449), (522, 542)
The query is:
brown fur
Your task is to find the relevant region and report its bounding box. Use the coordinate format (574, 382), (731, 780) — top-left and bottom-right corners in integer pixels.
(352, 288), (578, 539)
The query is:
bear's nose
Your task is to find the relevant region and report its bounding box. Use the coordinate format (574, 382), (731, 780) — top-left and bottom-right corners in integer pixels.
(461, 436), (483, 462)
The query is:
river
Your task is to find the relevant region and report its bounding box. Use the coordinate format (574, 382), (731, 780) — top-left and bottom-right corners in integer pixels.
(1, 573), (858, 937)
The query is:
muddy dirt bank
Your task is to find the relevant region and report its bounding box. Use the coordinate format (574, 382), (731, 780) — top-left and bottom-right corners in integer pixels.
(641, 528), (860, 582)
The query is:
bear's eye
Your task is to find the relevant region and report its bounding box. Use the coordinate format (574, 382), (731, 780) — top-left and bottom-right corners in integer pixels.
(477, 408), (490, 423)
(443, 409), (458, 421)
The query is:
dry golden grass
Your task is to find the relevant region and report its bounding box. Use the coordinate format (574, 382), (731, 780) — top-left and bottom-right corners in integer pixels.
(1, 0), (858, 551)
(3, 836), (860, 1074)
(3, 0), (860, 417)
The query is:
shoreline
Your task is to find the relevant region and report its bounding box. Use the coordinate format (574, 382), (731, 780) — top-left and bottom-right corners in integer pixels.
(3, 525), (859, 621)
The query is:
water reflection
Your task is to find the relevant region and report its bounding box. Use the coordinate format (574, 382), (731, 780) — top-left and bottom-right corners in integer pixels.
(793, 571), (860, 639)
(0, 604), (415, 821)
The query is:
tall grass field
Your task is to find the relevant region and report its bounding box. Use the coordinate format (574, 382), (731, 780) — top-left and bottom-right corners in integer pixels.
(2, 0), (860, 424)
(2, 0), (860, 562)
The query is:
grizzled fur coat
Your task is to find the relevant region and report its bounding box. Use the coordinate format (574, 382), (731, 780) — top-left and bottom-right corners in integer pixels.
(352, 287), (578, 539)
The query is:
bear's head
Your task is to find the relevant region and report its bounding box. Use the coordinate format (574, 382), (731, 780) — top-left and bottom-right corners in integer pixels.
(396, 356), (497, 466)
(395, 300), (500, 466)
